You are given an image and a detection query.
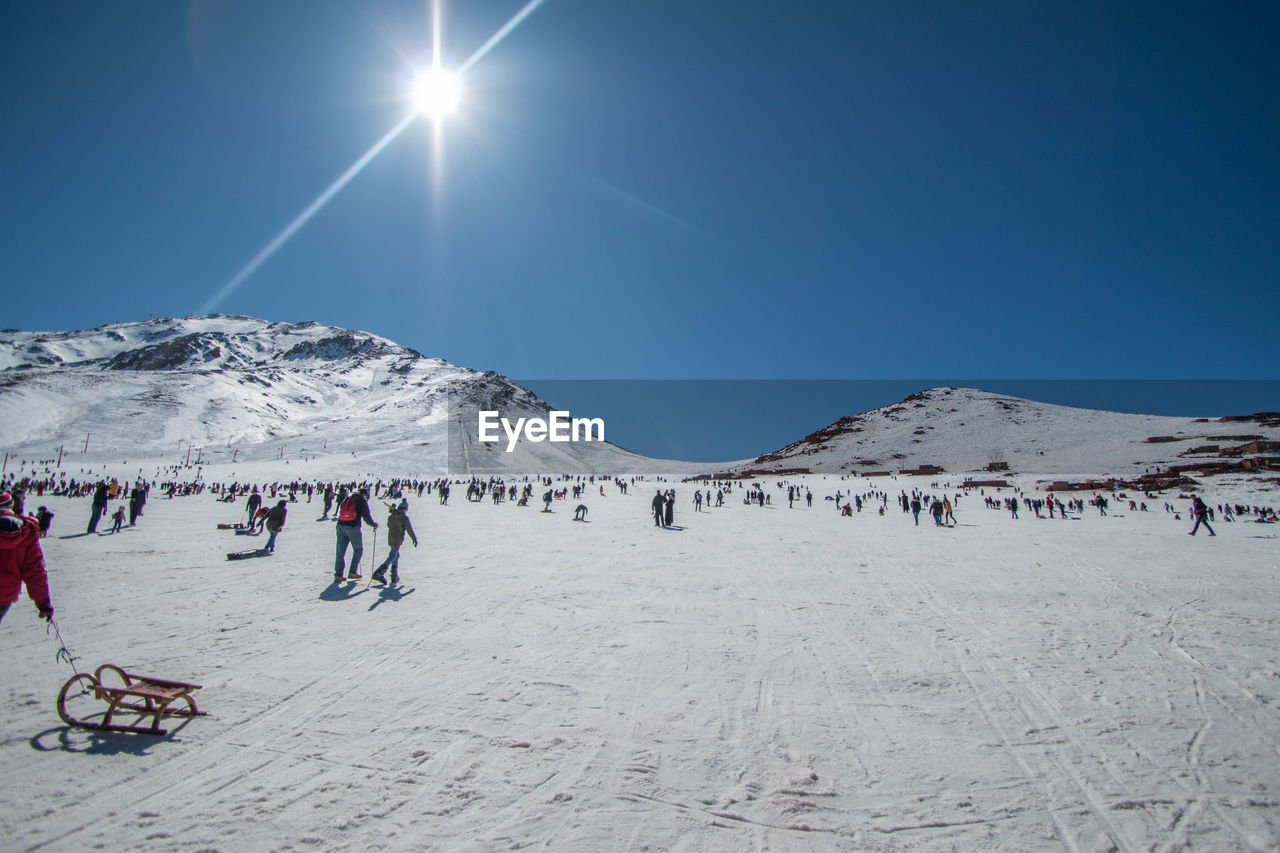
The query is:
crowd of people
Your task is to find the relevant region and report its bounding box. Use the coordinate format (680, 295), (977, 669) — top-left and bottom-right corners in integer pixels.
(3, 460), (1279, 635)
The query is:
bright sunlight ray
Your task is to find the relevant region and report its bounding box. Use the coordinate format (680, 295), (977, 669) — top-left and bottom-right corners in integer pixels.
(200, 112), (417, 314)
(201, 0), (551, 313)
(457, 0), (548, 75)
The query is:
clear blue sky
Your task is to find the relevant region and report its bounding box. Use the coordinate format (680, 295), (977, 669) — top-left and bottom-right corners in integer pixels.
(3, 0), (1277, 385)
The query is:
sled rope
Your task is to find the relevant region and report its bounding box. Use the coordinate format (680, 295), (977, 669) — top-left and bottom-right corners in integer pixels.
(49, 619), (86, 681)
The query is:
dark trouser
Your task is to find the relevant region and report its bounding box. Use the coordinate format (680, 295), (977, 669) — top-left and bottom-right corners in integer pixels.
(88, 504), (104, 533)
(0, 602), (9, 624)
(1190, 515), (1215, 536)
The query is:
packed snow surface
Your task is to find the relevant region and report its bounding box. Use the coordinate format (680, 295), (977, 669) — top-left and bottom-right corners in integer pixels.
(3, 475), (1279, 851)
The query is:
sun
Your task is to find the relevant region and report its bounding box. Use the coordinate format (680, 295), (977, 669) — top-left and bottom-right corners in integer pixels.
(411, 68), (462, 120)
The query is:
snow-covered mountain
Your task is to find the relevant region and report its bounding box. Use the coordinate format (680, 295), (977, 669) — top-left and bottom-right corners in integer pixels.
(0, 316), (696, 478)
(728, 387), (1280, 486)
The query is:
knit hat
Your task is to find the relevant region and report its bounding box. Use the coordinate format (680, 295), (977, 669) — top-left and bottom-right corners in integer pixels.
(0, 492), (12, 510)
(398, 499), (409, 510)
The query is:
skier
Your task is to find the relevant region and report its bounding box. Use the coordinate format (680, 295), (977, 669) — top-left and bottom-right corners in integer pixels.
(573, 504), (589, 521)
(109, 506), (126, 533)
(1188, 496), (1216, 536)
(652, 490), (665, 527)
(322, 484), (334, 519)
(372, 499), (416, 585)
(943, 496), (955, 525)
(0, 492), (53, 626)
(263, 500), (287, 552)
(334, 488), (378, 582)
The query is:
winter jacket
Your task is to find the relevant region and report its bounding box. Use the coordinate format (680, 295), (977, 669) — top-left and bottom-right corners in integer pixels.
(0, 512), (51, 609)
(265, 503), (288, 532)
(386, 508), (417, 546)
(336, 494), (376, 528)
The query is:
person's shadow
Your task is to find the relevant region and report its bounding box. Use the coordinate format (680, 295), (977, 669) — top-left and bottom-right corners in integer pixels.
(368, 586), (415, 611)
(318, 583), (369, 602)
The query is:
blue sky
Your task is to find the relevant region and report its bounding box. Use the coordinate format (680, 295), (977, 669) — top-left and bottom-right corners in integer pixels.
(2, 1), (1277, 386)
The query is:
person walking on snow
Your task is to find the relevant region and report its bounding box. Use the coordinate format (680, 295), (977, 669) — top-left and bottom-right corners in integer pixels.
(372, 499), (417, 585)
(264, 500), (287, 552)
(1189, 496), (1216, 536)
(652, 490), (665, 527)
(0, 491), (53, 626)
(87, 481), (108, 533)
(334, 488), (378, 582)
(246, 488), (262, 527)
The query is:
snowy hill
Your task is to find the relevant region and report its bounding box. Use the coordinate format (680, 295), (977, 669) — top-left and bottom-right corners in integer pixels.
(730, 387), (1280, 485)
(0, 316), (699, 478)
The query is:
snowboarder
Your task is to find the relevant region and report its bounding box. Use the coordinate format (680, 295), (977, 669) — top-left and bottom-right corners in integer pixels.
(372, 499), (416, 585)
(0, 492), (53, 626)
(334, 488), (378, 582)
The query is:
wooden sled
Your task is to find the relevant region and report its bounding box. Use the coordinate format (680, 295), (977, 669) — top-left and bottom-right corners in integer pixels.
(217, 522), (247, 530)
(57, 664), (205, 735)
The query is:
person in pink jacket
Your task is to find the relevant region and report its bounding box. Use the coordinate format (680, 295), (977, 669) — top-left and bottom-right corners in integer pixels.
(0, 491), (53, 626)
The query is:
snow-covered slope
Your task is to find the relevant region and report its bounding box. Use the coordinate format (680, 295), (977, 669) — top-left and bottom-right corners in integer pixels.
(732, 387), (1280, 483)
(0, 316), (699, 477)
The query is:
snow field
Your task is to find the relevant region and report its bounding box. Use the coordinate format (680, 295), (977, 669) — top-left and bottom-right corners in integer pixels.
(2, 477), (1279, 851)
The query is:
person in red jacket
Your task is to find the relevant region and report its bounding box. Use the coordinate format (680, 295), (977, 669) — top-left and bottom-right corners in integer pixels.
(0, 491), (53, 625)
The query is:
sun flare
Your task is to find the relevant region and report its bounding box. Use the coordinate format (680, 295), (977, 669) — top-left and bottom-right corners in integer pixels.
(412, 68), (462, 119)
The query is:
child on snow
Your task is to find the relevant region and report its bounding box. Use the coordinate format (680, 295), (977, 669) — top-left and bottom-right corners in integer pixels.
(372, 499), (417, 586)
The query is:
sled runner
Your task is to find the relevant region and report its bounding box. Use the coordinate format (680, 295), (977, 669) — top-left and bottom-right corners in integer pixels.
(57, 664), (205, 735)
(234, 528), (259, 536)
(226, 548), (272, 560)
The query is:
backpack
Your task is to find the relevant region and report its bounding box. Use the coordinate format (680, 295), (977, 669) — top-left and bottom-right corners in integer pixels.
(337, 496), (359, 522)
